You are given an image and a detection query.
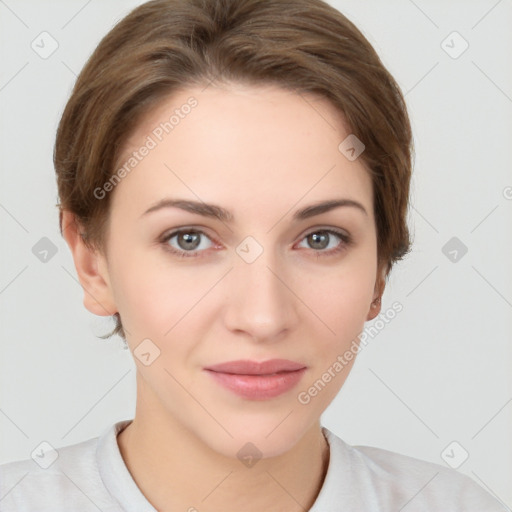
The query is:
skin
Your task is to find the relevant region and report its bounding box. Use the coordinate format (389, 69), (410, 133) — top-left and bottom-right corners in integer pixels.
(63, 83), (386, 512)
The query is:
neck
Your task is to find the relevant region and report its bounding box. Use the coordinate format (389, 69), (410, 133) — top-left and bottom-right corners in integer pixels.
(117, 379), (330, 511)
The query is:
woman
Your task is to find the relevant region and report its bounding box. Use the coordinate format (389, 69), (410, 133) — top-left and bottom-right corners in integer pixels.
(0, 0), (505, 510)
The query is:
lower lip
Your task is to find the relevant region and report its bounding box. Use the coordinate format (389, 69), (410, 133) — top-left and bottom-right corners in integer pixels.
(205, 368), (306, 400)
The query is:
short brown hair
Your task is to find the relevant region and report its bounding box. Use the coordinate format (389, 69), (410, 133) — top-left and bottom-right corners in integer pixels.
(54, 0), (413, 340)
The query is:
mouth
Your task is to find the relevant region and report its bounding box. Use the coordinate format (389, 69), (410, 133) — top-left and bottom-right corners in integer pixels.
(203, 359), (307, 400)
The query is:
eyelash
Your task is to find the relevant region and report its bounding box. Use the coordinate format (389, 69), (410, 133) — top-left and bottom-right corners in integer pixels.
(159, 228), (353, 259)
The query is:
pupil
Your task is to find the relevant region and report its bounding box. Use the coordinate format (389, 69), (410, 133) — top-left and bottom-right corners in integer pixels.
(309, 232), (328, 249)
(179, 232), (200, 250)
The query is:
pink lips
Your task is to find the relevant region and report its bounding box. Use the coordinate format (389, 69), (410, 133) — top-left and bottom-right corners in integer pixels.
(204, 359), (307, 400)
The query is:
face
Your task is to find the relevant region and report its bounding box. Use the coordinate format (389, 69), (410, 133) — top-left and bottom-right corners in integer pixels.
(85, 83), (383, 458)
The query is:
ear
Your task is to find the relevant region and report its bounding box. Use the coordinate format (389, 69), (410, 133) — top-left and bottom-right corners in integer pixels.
(61, 210), (117, 317)
(366, 262), (387, 321)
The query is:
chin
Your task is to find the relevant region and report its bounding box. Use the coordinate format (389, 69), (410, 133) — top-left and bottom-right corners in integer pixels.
(194, 410), (317, 461)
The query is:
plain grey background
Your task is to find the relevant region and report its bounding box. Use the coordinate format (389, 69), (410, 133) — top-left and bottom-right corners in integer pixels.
(1, 0), (511, 507)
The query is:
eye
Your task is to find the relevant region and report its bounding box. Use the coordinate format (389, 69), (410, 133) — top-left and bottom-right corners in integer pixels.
(160, 229), (214, 257)
(296, 229), (352, 256)
(159, 227), (352, 259)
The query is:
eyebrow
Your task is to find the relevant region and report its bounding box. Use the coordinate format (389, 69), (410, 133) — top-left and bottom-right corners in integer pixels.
(141, 197), (367, 222)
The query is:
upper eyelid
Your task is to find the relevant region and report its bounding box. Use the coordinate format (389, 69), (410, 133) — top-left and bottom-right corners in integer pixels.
(162, 225), (349, 238)
(161, 227), (217, 244)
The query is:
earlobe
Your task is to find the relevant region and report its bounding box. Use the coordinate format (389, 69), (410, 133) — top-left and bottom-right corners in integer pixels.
(366, 296), (381, 321)
(366, 264), (387, 321)
(61, 210), (117, 317)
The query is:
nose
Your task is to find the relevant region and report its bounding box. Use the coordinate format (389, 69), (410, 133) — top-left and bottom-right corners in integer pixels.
(222, 249), (299, 343)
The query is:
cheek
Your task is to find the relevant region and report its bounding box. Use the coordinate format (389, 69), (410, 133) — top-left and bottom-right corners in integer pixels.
(304, 258), (376, 335)
(294, 264), (376, 411)
(106, 244), (173, 337)
(108, 244), (221, 341)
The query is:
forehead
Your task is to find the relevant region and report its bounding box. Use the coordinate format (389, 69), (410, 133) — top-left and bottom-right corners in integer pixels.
(111, 83), (374, 223)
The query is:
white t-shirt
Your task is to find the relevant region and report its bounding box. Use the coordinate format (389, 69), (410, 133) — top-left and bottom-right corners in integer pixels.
(0, 419), (505, 511)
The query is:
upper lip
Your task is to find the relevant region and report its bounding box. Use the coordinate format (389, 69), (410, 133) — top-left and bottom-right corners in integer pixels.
(204, 359), (306, 375)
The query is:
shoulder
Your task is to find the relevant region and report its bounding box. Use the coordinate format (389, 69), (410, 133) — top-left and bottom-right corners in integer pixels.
(319, 428), (506, 511)
(0, 425), (121, 512)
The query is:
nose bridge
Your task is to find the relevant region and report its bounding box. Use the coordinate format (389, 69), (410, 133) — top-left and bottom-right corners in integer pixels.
(225, 239), (296, 340)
